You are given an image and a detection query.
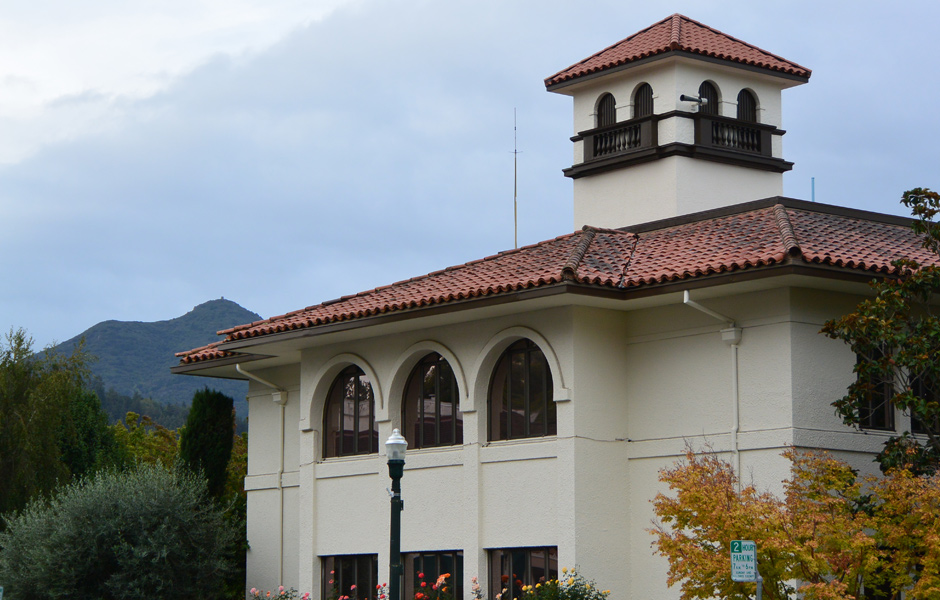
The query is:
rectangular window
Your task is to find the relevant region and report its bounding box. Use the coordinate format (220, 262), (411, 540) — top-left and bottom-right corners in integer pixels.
(910, 375), (937, 434)
(857, 352), (894, 431)
(404, 551), (463, 600)
(488, 547), (558, 600)
(322, 554), (378, 600)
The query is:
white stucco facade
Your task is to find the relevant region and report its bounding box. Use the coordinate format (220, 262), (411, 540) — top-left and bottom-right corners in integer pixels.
(236, 283), (894, 599)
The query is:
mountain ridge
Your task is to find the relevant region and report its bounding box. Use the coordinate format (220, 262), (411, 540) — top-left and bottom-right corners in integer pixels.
(54, 299), (260, 414)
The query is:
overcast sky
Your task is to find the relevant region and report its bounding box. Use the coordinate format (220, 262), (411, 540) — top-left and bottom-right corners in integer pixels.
(2, 0), (939, 350)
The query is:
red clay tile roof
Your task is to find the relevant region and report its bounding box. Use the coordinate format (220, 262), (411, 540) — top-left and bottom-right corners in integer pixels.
(545, 14), (811, 88)
(176, 201), (934, 366)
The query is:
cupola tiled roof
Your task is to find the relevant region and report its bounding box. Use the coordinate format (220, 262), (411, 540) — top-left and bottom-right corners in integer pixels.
(545, 14), (811, 88)
(176, 201), (934, 366)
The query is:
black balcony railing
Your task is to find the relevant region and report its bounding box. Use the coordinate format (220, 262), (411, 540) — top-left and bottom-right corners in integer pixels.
(695, 114), (774, 157)
(566, 111), (788, 179)
(581, 116), (655, 161)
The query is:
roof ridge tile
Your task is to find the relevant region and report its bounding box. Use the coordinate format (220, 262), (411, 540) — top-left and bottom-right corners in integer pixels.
(773, 204), (803, 258)
(562, 229), (597, 280)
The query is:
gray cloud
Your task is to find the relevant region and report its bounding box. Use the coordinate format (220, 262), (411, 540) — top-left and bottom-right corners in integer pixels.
(2, 0), (939, 348)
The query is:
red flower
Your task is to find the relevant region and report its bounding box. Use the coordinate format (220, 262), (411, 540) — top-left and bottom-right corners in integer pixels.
(418, 573), (425, 579)
(421, 582), (427, 588)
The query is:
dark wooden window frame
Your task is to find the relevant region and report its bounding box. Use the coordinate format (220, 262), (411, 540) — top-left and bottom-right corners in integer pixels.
(633, 83), (653, 118)
(736, 89), (758, 123)
(488, 339), (556, 441)
(322, 554), (378, 600)
(857, 352), (895, 432)
(404, 550), (464, 600)
(595, 93), (617, 128)
(910, 375), (938, 434)
(403, 353), (463, 449)
(324, 365), (379, 458)
(698, 81), (720, 116)
(488, 547), (558, 600)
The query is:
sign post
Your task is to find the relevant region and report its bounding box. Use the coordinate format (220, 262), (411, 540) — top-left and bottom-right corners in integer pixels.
(730, 540), (761, 600)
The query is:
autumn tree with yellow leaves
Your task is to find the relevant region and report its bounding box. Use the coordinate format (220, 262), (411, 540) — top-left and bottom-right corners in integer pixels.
(651, 449), (940, 600)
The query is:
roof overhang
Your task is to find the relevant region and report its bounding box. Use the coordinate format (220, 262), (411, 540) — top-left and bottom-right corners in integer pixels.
(173, 261), (886, 380)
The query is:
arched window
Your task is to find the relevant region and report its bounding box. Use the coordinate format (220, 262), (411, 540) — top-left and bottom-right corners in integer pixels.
(698, 81), (720, 116)
(403, 353), (463, 449)
(634, 83), (653, 118)
(596, 93), (616, 128)
(737, 89), (757, 122)
(323, 365), (378, 457)
(488, 339), (555, 441)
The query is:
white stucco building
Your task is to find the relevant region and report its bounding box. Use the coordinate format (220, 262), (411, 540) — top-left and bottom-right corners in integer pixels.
(174, 14), (934, 600)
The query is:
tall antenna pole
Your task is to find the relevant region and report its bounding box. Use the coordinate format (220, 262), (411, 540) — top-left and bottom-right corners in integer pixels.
(513, 108), (519, 249)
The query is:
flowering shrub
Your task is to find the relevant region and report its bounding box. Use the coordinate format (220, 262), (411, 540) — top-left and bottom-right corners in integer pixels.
(248, 567), (609, 600)
(413, 572), (454, 600)
(249, 586), (311, 600)
(495, 567), (610, 600)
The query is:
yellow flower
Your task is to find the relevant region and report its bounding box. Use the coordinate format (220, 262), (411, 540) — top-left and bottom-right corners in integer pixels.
(536, 584), (541, 589)
(562, 568), (568, 574)
(567, 578), (574, 586)
(585, 585), (591, 590)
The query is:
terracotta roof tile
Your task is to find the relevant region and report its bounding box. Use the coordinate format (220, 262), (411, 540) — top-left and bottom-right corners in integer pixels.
(176, 203), (935, 366)
(545, 14), (811, 88)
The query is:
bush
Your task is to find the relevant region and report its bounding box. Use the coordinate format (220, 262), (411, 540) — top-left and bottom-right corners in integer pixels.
(0, 463), (237, 600)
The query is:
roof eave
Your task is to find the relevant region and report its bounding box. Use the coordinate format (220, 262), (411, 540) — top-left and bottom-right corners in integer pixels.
(176, 261), (891, 374)
(545, 49), (810, 93)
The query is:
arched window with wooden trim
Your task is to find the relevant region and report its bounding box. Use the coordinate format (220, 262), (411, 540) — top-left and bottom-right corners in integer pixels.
(402, 352), (463, 449)
(596, 93), (616, 128)
(737, 89), (757, 122)
(698, 81), (720, 116)
(488, 339), (555, 441)
(323, 365), (378, 458)
(634, 83), (653, 118)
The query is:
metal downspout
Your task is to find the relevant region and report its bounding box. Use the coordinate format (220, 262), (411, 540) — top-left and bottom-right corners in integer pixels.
(236, 363), (289, 586)
(683, 291), (743, 488)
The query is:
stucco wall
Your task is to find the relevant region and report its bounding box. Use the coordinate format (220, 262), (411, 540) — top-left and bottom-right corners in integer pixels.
(241, 285), (887, 599)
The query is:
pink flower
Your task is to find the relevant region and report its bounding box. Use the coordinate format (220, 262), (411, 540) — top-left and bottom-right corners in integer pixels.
(251, 589), (258, 595)
(351, 585), (357, 590)
(279, 586), (285, 593)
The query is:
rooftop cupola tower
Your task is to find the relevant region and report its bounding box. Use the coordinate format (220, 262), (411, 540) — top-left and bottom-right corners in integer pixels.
(545, 14), (811, 230)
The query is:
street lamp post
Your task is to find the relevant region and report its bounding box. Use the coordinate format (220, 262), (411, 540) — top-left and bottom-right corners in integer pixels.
(386, 429), (408, 600)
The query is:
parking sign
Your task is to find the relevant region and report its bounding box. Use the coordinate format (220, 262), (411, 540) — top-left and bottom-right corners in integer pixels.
(730, 540), (757, 582)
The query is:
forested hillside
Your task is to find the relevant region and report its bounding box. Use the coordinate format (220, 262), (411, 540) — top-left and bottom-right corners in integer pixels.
(53, 299), (260, 424)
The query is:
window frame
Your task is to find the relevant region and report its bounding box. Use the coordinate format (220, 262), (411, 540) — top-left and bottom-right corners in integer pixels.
(698, 81), (720, 116)
(856, 352), (895, 431)
(488, 339), (556, 442)
(488, 546), (558, 600)
(322, 554), (378, 600)
(633, 83), (653, 119)
(736, 89), (757, 122)
(403, 353), (463, 449)
(323, 365), (379, 458)
(595, 93), (617, 128)
(403, 550), (464, 600)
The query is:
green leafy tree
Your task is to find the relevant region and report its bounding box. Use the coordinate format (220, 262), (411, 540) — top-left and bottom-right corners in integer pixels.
(111, 411), (180, 467)
(179, 387), (235, 499)
(0, 329), (107, 519)
(822, 188), (940, 474)
(0, 462), (237, 600)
